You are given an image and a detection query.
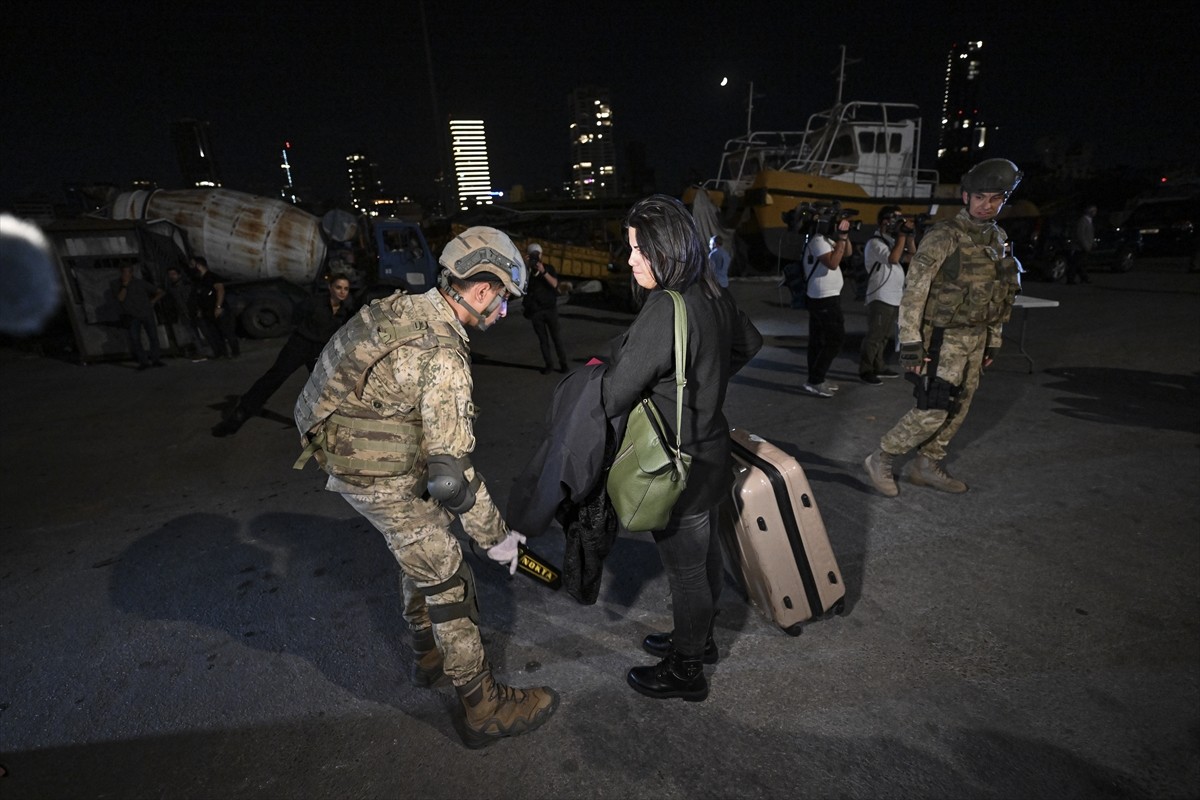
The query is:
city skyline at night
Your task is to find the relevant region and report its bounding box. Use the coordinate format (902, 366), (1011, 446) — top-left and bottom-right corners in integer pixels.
(2, 1), (1195, 211)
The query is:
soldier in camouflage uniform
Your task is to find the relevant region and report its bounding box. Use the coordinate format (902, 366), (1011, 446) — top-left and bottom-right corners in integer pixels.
(294, 227), (559, 748)
(863, 159), (1024, 496)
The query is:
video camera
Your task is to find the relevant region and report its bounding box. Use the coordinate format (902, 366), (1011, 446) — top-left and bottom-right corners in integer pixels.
(885, 212), (933, 237)
(782, 201), (862, 238)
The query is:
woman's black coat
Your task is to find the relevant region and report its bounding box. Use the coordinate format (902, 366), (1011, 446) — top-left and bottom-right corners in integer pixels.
(602, 283), (763, 517)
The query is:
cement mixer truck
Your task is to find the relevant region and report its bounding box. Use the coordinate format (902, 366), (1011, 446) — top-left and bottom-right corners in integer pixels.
(107, 187), (440, 339)
(42, 187), (623, 363)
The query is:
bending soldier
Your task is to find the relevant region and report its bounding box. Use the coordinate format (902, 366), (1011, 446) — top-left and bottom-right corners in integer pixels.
(294, 227), (558, 748)
(863, 159), (1024, 496)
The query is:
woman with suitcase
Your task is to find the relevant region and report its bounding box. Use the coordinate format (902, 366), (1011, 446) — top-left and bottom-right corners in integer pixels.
(602, 195), (762, 701)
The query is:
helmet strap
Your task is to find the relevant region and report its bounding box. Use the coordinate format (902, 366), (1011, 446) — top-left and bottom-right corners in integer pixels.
(439, 272), (500, 331)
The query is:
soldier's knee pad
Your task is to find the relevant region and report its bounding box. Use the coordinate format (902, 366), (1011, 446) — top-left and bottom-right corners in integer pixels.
(928, 377), (962, 411)
(418, 559), (480, 626)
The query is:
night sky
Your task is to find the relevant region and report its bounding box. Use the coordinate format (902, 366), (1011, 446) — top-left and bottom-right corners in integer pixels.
(3, 0), (1196, 209)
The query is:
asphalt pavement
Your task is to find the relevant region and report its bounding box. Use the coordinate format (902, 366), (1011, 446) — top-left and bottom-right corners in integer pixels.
(1, 259), (1198, 799)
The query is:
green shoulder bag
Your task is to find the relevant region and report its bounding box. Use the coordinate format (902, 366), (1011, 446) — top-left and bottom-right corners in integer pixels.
(606, 290), (693, 532)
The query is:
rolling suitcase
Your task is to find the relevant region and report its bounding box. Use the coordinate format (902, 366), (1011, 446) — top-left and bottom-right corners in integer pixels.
(719, 428), (845, 635)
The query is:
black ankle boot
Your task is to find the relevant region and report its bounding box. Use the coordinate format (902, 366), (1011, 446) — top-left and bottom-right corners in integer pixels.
(642, 631), (719, 664)
(627, 650), (708, 701)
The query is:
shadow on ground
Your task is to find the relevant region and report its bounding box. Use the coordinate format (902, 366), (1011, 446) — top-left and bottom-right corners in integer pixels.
(1044, 367), (1200, 433)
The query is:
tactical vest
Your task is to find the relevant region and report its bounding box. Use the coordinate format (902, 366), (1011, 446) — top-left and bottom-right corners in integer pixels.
(293, 291), (465, 478)
(922, 214), (1020, 328)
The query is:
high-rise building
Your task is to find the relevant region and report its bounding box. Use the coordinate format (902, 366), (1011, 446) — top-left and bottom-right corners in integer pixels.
(449, 119), (494, 211)
(171, 118), (222, 188)
(280, 141), (300, 204)
(938, 41), (988, 162)
(346, 151), (383, 214)
(568, 87), (617, 200)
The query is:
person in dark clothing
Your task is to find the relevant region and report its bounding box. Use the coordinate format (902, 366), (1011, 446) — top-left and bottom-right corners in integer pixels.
(112, 263), (166, 370)
(213, 274), (354, 437)
(602, 194), (763, 702)
(1067, 204), (1096, 285)
(523, 243), (570, 373)
(161, 265), (207, 359)
(191, 256), (240, 359)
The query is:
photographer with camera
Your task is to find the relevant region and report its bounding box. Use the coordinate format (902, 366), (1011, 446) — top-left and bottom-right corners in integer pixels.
(800, 208), (855, 398)
(523, 243), (571, 374)
(859, 206), (914, 384)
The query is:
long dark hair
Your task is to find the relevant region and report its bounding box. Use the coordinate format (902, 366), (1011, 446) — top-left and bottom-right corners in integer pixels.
(623, 194), (721, 304)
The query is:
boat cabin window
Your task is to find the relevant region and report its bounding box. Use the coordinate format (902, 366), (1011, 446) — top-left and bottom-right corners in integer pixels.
(857, 131), (905, 154)
(828, 133), (855, 161)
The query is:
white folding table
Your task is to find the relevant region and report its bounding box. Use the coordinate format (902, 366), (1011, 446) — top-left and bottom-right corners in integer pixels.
(1007, 294), (1060, 373)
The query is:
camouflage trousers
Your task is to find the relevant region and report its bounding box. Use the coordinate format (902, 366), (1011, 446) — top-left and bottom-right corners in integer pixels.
(339, 486), (486, 687)
(880, 325), (987, 462)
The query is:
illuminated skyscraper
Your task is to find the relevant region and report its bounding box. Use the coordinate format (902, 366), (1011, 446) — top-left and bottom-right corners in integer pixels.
(171, 118), (222, 188)
(345, 151), (383, 214)
(568, 87), (617, 199)
(449, 119), (494, 211)
(280, 141), (299, 204)
(938, 41), (988, 161)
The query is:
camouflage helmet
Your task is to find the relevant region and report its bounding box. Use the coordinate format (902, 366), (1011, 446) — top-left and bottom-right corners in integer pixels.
(439, 226), (528, 298)
(961, 158), (1023, 196)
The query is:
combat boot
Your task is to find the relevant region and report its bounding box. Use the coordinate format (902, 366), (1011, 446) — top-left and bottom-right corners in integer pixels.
(409, 626), (444, 688)
(909, 454), (968, 493)
(627, 650), (709, 702)
(863, 449), (899, 497)
(454, 665), (559, 749)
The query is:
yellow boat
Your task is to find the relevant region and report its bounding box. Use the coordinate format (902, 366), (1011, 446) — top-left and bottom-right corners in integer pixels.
(684, 101), (949, 269)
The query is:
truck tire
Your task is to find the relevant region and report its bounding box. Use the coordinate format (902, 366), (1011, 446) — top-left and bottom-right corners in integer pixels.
(1112, 246), (1136, 273)
(239, 295), (294, 339)
(1044, 253), (1068, 283)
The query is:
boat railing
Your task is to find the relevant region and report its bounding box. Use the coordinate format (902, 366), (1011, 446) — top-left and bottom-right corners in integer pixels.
(806, 101), (924, 132)
(710, 131), (814, 189)
(702, 103), (939, 199)
(778, 101), (940, 191)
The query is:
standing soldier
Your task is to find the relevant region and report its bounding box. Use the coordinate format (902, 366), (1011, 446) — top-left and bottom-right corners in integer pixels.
(294, 227), (559, 748)
(863, 159), (1024, 496)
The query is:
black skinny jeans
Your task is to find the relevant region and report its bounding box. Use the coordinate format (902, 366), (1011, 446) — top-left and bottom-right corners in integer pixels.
(651, 507), (723, 658)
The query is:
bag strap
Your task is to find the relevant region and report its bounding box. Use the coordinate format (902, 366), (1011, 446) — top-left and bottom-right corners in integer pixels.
(664, 290), (687, 459)
(866, 236), (890, 276)
(802, 234), (819, 283)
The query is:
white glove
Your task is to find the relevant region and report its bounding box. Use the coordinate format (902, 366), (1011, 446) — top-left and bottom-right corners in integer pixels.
(487, 530), (527, 575)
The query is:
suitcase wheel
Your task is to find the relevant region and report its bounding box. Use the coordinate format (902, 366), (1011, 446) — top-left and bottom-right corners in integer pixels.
(783, 622), (804, 637)
(832, 599), (846, 616)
